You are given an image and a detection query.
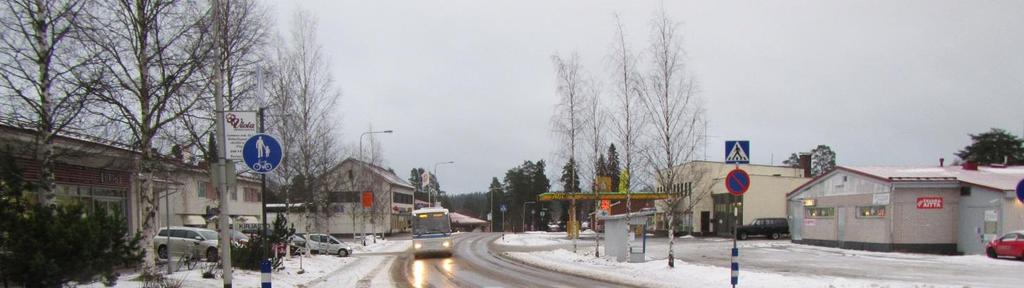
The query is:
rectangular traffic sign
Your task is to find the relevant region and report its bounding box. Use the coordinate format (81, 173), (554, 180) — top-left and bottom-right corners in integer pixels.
(224, 111), (258, 160)
(725, 141), (750, 164)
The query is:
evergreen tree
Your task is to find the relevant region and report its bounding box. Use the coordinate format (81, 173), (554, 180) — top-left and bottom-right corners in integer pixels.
(561, 158), (580, 193)
(956, 128), (1024, 165)
(810, 145), (836, 176)
(782, 153), (801, 168)
(488, 177), (504, 231)
(606, 144), (621, 192)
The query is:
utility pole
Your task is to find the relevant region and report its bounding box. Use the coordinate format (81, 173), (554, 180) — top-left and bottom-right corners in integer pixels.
(211, 0), (233, 286)
(259, 107), (269, 260)
(432, 161), (454, 206)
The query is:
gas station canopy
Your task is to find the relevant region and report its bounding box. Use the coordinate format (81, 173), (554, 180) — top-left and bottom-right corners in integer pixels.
(537, 192), (670, 201)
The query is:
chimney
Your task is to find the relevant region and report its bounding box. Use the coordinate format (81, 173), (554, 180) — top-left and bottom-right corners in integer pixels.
(962, 161), (978, 171)
(799, 153), (812, 178)
(939, 158), (944, 167)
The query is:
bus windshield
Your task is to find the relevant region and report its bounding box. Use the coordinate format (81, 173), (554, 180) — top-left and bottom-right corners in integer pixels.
(413, 212), (451, 236)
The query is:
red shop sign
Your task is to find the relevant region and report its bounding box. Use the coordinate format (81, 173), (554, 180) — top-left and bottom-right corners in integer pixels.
(916, 197), (944, 209)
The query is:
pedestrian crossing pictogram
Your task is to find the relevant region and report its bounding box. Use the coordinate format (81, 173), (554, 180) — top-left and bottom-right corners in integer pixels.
(725, 141), (750, 164)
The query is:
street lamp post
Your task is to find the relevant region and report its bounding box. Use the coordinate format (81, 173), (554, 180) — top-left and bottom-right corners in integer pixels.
(358, 130), (393, 246)
(432, 161), (454, 206)
(522, 201), (535, 232)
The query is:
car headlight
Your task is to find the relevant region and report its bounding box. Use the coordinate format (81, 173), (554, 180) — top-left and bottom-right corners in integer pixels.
(442, 241), (450, 248)
(414, 243), (422, 249)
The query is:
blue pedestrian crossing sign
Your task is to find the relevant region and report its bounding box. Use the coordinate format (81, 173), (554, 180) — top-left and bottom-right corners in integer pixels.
(243, 133), (282, 174)
(1016, 178), (1024, 203)
(500, 204), (507, 213)
(725, 141), (750, 164)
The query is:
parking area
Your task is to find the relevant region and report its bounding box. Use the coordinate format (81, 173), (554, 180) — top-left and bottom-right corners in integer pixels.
(642, 237), (1024, 287)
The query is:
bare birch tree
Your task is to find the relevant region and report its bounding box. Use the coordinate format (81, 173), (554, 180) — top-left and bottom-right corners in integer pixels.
(582, 82), (607, 257)
(0, 0), (103, 205)
(85, 0), (211, 275)
(169, 0), (269, 162)
(551, 52), (587, 253)
(265, 9), (342, 245)
(607, 12), (652, 260)
(639, 8), (704, 268)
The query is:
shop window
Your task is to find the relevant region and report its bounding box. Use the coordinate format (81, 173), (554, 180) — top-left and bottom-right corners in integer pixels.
(806, 207), (834, 218)
(856, 205), (886, 218)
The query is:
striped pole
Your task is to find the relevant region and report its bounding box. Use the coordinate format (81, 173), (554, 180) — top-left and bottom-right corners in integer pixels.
(731, 246), (739, 287)
(261, 259), (272, 288)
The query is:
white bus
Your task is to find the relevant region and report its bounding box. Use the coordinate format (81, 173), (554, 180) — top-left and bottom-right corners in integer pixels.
(411, 207), (453, 258)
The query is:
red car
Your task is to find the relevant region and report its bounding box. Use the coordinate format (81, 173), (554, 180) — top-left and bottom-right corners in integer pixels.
(986, 230), (1024, 260)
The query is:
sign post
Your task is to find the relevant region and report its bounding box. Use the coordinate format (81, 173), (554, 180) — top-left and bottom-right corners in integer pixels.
(724, 140), (750, 288)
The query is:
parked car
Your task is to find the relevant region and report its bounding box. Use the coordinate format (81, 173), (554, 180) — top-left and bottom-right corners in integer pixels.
(291, 233), (352, 257)
(736, 218), (789, 240)
(986, 231), (1024, 260)
(155, 227), (220, 261)
(230, 230), (250, 246)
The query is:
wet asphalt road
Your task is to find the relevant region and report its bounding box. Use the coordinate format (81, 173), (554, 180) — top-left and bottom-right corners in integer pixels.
(391, 232), (632, 288)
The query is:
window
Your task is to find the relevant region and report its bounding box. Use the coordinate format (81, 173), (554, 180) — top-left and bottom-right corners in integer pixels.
(198, 182), (208, 198)
(170, 229), (187, 238)
(186, 231), (201, 240)
(244, 188), (260, 202)
(806, 207), (834, 218)
(158, 229), (169, 237)
(999, 234), (1018, 242)
(231, 187), (238, 201)
(857, 206), (886, 218)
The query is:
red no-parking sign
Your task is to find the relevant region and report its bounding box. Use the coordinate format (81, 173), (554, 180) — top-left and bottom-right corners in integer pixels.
(725, 168), (750, 196)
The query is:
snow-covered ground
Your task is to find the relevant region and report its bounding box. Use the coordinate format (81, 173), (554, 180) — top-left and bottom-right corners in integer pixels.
(494, 231), (575, 247)
(84, 238), (410, 288)
(497, 233), (1024, 288)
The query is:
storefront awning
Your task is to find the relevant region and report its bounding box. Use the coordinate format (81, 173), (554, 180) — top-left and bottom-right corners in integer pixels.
(237, 216), (260, 224)
(183, 215), (206, 226)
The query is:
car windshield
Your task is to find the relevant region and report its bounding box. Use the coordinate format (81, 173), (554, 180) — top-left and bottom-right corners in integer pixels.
(198, 230), (218, 241)
(413, 213), (451, 235)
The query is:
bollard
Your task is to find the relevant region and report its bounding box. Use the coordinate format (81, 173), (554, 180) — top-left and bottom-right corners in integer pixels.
(730, 247), (738, 287)
(261, 259), (272, 288)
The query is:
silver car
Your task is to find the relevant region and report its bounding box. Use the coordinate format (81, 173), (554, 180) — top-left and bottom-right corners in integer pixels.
(293, 233), (352, 257)
(155, 227), (220, 261)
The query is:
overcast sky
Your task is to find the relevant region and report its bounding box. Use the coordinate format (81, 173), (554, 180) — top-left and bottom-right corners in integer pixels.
(265, 0), (1024, 195)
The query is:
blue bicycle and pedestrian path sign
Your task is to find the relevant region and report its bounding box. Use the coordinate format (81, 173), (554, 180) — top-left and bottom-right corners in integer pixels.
(243, 133), (282, 174)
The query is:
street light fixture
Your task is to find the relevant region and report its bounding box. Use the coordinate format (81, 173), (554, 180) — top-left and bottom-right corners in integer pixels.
(357, 129), (393, 246)
(432, 161), (455, 206)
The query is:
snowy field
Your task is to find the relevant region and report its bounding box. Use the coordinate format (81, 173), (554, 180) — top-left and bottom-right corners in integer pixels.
(82, 237), (410, 288)
(498, 233), (1024, 288)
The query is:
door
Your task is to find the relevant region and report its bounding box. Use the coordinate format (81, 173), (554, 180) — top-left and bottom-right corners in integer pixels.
(169, 229), (188, 257)
(958, 206), (998, 255)
(700, 211), (710, 235)
(836, 207), (846, 247)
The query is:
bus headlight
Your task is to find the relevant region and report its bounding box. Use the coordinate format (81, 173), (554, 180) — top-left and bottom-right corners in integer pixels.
(442, 241), (450, 248)
(414, 243), (422, 249)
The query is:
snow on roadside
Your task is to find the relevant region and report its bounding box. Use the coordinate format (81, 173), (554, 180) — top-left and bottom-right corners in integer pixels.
(80, 255), (356, 288)
(494, 231), (574, 247)
(504, 248), (962, 288)
(84, 240), (410, 288)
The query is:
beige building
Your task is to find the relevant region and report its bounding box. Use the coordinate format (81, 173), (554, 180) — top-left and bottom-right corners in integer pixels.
(151, 165), (264, 232)
(787, 164), (1024, 255)
(274, 158), (415, 236)
(655, 160), (809, 236)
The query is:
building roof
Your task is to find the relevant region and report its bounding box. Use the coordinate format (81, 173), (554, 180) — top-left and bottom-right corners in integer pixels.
(788, 165), (1024, 197)
(341, 158), (415, 189)
(449, 212), (488, 225)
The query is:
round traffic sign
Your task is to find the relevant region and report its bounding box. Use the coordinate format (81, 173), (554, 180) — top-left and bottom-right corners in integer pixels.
(242, 133), (282, 174)
(1016, 178), (1024, 204)
(725, 168), (750, 196)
